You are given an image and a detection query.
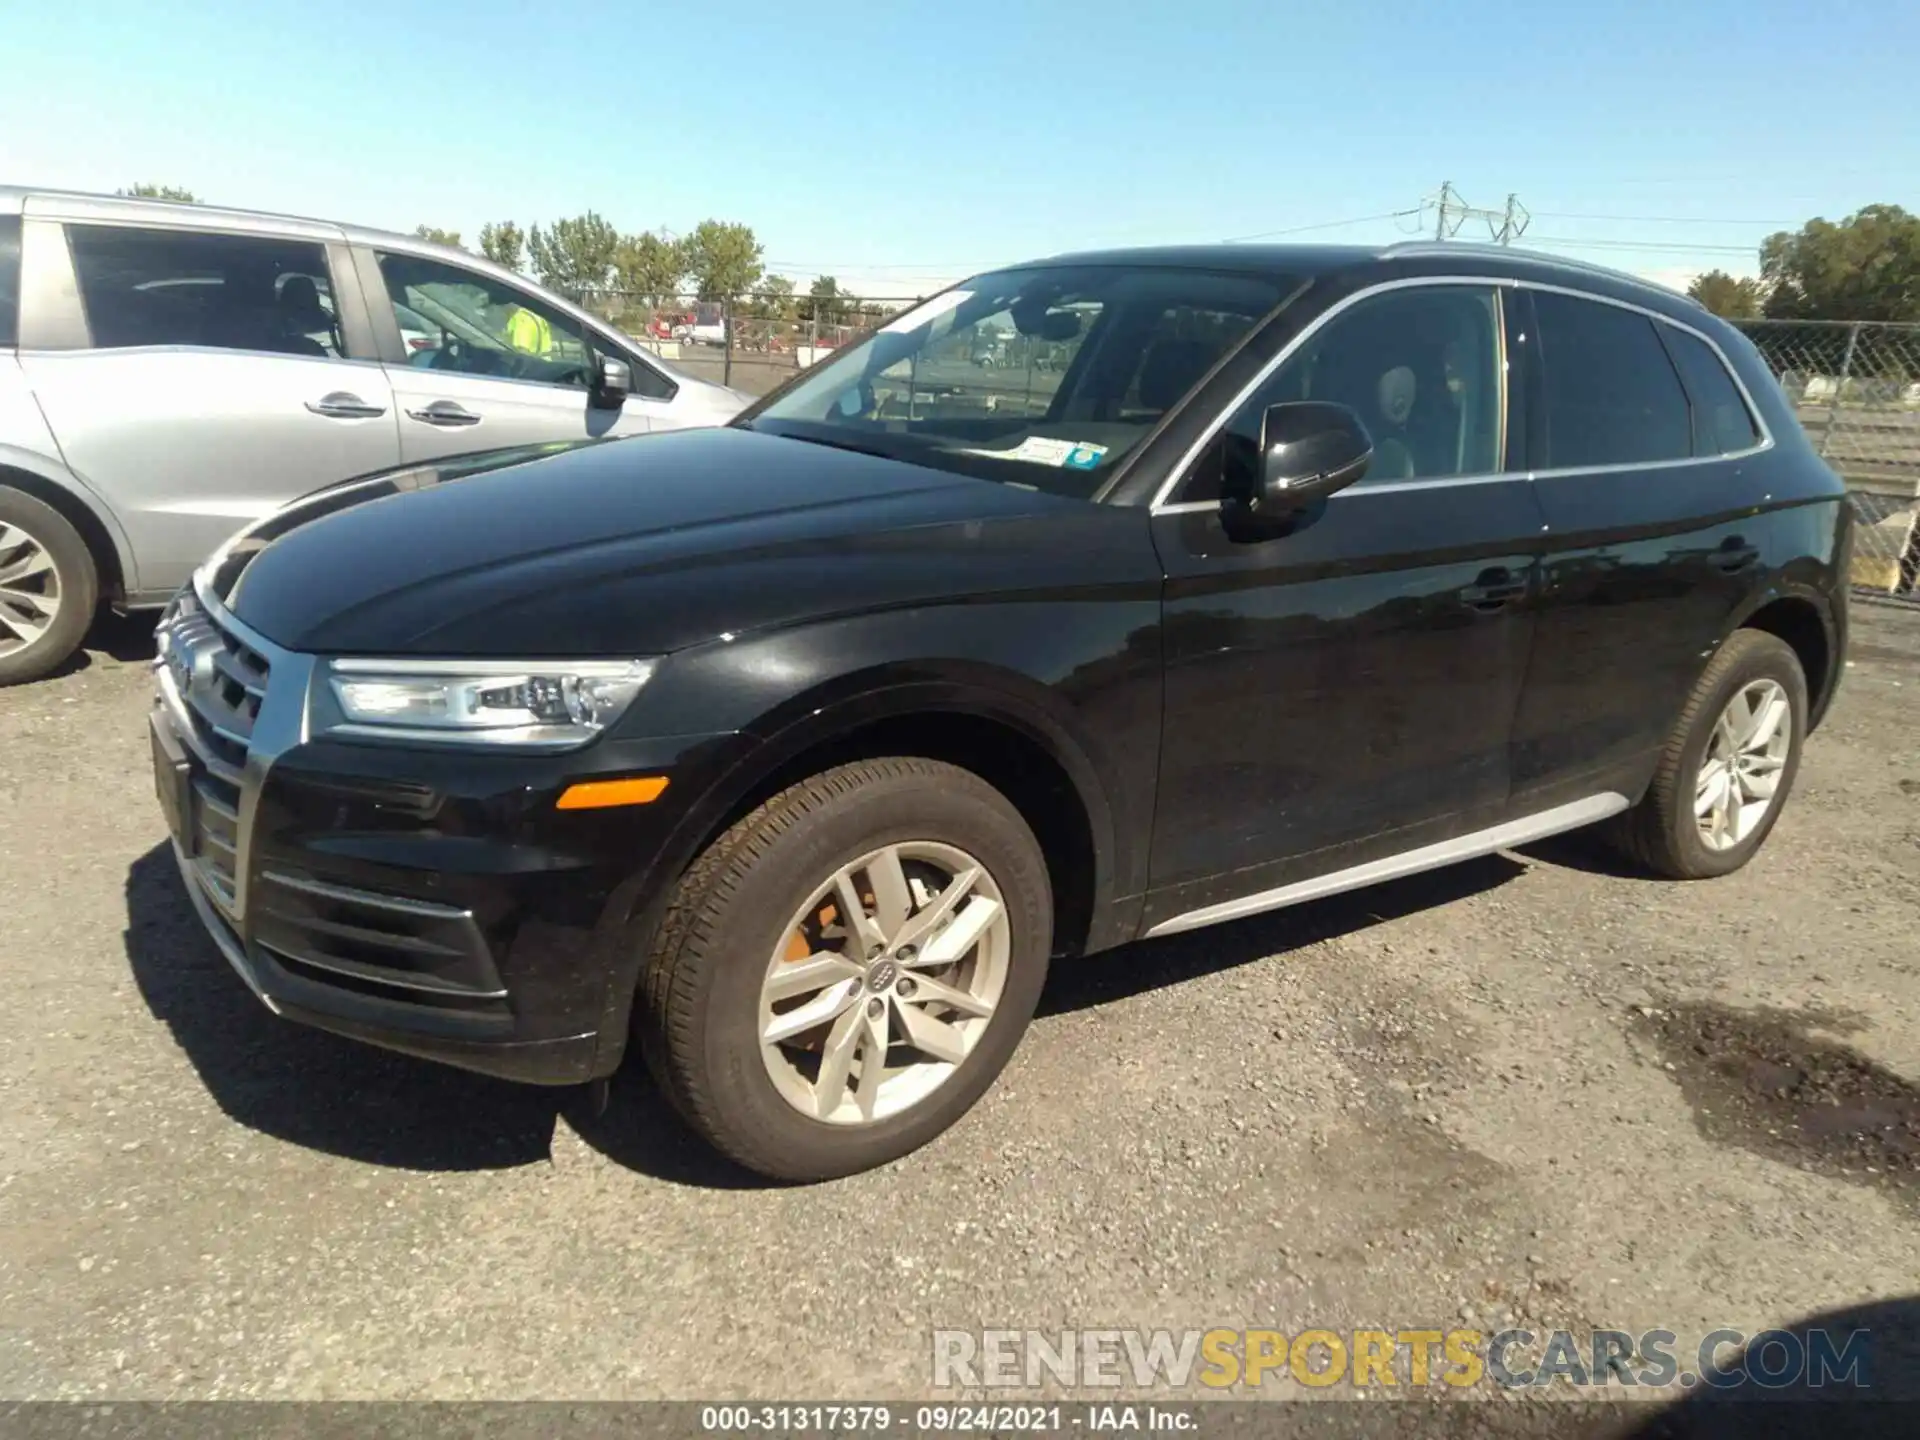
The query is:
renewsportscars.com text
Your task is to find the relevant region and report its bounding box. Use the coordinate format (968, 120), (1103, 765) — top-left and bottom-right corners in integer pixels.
(933, 1326), (1873, 1391)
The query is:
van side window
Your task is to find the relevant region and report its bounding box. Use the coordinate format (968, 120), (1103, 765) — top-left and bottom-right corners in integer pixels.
(1532, 291), (1691, 468)
(1662, 324), (1762, 456)
(66, 225), (341, 357)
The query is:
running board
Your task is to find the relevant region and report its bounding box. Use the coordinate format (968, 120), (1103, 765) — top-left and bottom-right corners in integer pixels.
(1143, 793), (1629, 938)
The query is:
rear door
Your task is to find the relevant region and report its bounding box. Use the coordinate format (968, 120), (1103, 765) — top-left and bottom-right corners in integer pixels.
(1509, 286), (1774, 809)
(362, 249), (671, 461)
(17, 214), (398, 595)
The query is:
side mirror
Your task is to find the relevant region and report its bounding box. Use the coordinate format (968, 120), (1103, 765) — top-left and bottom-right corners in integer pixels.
(1239, 401), (1372, 523)
(592, 355), (633, 409)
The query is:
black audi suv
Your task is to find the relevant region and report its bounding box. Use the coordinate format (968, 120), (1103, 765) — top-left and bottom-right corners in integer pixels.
(149, 242), (1849, 1179)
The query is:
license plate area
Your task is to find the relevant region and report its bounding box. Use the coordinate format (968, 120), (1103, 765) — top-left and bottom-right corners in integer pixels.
(150, 711), (198, 858)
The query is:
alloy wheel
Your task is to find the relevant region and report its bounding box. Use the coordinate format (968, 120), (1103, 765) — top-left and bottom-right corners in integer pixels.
(1695, 678), (1791, 851)
(0, 522), (62, 658)
(759, 841), (1011, 1126)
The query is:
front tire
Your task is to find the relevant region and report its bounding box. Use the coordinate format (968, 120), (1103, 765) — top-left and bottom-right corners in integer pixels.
(638, 758), (1053, 1181)
(0, 487), (97, 687)
(1612, 629), (1808, 879)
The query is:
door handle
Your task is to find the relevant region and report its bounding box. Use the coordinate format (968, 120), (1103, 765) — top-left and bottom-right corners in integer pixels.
(305, 392), (388, 420)
(406, 401), (483, 428)
(1460, 566), (1527, 611)
(1710, 543), (1760, 573)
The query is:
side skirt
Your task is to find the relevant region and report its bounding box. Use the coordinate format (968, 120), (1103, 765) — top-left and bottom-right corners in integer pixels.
(1143, 793), (1629, 939)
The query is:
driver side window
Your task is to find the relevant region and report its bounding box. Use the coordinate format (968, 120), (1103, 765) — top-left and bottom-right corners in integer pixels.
(1180, 284), (1503, 502)
(375, 252), (604, 391)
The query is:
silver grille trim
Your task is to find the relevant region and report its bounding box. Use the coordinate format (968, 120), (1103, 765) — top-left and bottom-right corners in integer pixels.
(155, 579), (315, 930)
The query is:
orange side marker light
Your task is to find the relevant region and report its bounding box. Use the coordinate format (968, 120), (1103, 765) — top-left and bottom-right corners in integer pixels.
(556, 776), (670, 810)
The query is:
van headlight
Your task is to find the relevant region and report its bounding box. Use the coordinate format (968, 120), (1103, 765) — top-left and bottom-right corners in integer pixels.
(323, 658), (657, 748)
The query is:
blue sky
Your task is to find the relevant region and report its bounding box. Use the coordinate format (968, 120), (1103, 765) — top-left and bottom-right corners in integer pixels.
(4, 0), (1914, 297)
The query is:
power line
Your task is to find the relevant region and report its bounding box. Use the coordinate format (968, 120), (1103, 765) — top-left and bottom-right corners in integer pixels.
(1524, 235), (1758, 254)
(765, 208), (1424, 272)
(1220, 210), (1420, 243)
(1531, 211), (1796, 226)
(763, 258), (1009, 272)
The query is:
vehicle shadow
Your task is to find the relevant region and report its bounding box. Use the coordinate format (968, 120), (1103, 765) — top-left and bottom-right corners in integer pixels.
(1601, 1293), (1920, 1437)
(86, 608), (161, 664)
(1513, 825), (1657, 880)
(124, 845), (1528, 1191)
(123, 843), (565, 1173)
(1040, 851), (1526, 1016)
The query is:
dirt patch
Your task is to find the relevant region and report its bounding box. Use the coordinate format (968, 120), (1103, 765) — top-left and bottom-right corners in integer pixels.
(1632, 1001), (1920, 1212)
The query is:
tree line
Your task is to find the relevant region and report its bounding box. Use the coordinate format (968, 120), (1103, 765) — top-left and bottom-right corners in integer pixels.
(415, 215), (869, 325)
(1685, 204), (1919, 323)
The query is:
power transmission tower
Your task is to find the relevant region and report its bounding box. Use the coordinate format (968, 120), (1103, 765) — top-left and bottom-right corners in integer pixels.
(1492, 193), (1531, 245)
(1424, 183), (1530, 245)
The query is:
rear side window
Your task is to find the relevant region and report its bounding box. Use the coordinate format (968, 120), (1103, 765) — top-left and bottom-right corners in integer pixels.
(0, 216), (20, 348)
(67, 224), (341, 358)
(1532, 290), (1692, 469)
(1661, 324), (1761, 455)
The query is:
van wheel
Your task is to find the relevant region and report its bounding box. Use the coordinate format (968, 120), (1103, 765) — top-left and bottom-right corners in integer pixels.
(1612, 629), (1808, 880)
(638, 758), (1052, 1182)
(0, 487), (97, 687)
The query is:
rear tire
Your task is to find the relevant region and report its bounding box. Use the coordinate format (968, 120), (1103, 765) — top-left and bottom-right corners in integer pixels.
(638, 758), (1052, 1182)
(1610, 629), (1807, 880)
(0, 487), (97, 687)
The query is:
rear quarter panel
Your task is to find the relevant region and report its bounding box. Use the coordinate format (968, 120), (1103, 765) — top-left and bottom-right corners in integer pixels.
(0, 352), (141, 597)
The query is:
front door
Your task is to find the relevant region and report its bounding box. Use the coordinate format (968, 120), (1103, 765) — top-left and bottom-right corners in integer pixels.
(1144, 281), (1544, 929)
(367, 251), (655, 463)
(20, 222), (400, 595)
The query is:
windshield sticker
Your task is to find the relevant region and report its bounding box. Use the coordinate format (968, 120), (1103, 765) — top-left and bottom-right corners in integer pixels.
(880, 291), (974, 335)
(957, 437), (1110, 468)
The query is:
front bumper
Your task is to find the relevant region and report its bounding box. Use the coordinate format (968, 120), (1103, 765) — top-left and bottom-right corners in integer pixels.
(149, 586), (724, 1085)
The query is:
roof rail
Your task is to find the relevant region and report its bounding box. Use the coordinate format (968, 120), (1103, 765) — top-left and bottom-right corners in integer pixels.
(1376, 240), (1705, 306)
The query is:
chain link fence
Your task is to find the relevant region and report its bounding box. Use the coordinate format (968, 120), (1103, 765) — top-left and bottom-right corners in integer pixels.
(1736, 320), (1920, 600)
(562, 289), (924, 399)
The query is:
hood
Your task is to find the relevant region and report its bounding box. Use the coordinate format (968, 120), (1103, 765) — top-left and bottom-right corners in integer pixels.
(223, 426), (1116, 656)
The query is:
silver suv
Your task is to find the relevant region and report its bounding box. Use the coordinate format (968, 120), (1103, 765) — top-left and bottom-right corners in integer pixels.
(0, 189), (749, 684)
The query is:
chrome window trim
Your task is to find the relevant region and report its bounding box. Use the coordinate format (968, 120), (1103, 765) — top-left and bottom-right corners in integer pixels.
(1152, 469), (1524, 514)
(1149, 273), (1774, 514)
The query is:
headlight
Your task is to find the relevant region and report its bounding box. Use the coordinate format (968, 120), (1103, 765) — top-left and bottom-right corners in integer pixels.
(324, 658), (656, 748)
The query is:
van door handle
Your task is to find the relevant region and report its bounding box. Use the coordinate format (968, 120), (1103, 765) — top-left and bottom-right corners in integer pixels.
(1460, 566), (1527, 611)
(406, 401), (482, 428)
(306, 392), (387, 420)
(1710, 543), (1760, 573)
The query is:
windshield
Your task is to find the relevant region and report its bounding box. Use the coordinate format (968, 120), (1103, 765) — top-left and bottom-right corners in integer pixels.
(747, 264), (1290, 499)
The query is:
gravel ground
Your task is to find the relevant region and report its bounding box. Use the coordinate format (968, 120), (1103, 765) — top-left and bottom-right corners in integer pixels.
(1, 603), (1916, 1407)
